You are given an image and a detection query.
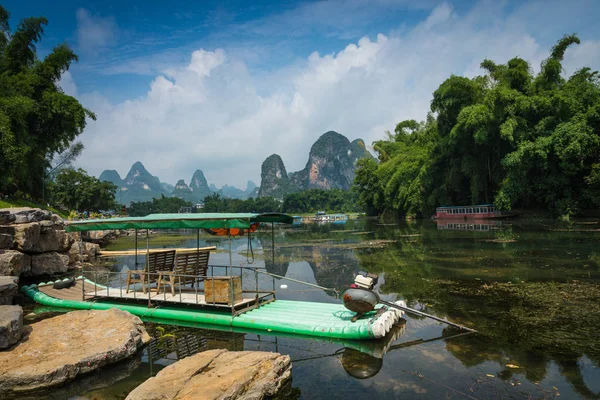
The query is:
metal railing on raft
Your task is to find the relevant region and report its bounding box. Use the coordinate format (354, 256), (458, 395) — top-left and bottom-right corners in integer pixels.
(238, 266), (339, 298)
(81, 265), (277, 317)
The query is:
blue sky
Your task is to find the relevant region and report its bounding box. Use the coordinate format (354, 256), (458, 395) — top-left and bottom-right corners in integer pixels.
(4, 0), (600, 187)
(8, 0), (446, 101)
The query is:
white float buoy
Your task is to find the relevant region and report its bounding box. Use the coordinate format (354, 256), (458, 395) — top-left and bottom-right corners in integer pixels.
(280, 284), (288, 289)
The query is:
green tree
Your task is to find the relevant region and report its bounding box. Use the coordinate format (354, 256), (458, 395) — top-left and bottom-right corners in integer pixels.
(354, 158), (384, 215)
(496, 37), (600, 214)
(355, 34), (600, 218)
(199, 192), (282, 213)
(0, 6), (94, 199)
(50, 168), (117, 211)
(282, 189), (360, 214)
(202, 193), (225, 212)
(128, 195), (193, 216)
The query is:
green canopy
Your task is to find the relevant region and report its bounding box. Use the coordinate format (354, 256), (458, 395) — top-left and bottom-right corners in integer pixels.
(65, 212), (294, 232)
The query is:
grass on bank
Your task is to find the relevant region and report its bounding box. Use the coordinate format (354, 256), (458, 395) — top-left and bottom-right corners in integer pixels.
(0, 198), (68, 218)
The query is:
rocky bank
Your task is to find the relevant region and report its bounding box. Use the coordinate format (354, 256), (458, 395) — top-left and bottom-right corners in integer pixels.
(0, 208), (101, 285)
(126, 349), (292, 400)
(0, 308), (150, 396)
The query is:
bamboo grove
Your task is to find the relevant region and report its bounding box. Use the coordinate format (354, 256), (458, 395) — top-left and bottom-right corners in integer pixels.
(0, 6), (95, 199)
(354, 35), (600, 218)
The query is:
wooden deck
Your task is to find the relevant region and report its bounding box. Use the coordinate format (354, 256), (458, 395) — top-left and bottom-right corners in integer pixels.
(37, 277), (259, 309)
(86, 288), (257, 307)
(38, 278), (103, 301)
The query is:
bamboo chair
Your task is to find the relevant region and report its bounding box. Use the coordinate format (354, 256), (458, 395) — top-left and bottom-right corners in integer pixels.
(125, 250), (176, 294)
(159, 250), (210, 296)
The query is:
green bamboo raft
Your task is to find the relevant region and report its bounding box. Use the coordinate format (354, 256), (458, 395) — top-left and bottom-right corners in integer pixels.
(21, 278), (405, 341)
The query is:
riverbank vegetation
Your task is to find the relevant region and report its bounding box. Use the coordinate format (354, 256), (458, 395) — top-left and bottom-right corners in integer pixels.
(126, 190), (361, 217)
(282, 189), (361, 214)
(354, 35), (600, 218)
(49, 168), (117, 212)
(202, 193), (281, 213)
(127, 195), (193, 216)
(0, 6), (95, 201)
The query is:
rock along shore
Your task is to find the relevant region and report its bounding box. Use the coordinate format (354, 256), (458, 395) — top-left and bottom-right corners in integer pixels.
(0, 207), (104, 279)
(126, 349), (292, 400)
(0, 308), (150, 396)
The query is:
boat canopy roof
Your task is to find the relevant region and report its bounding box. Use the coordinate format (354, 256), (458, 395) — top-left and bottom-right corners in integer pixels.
(65, 212), (294, 232)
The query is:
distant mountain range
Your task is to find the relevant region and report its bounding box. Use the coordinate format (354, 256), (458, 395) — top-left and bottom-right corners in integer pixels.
(99, 131), (372, 205)
(99, 163), (257, 205)
(257, 131), (373, 198)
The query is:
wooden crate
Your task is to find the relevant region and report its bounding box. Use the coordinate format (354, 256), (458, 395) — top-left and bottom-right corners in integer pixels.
(205, 276), (242, 305)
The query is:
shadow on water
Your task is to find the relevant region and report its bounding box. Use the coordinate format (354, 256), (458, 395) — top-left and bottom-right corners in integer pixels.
(26, 313), (477, 400)
(21, 219), (600, 399)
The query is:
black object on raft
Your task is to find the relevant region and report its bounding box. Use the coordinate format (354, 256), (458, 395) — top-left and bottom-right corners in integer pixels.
(342, 287), (477, 332)
(53, 278), (76, 289)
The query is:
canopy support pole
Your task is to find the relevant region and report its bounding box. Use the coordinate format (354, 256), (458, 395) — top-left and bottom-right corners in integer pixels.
(228, 231), (232, 276)
(146, 229), (151, 308)
(271, 222), (275, 265)
(134, 229), (138, 267)
(271, 222), (275, 294)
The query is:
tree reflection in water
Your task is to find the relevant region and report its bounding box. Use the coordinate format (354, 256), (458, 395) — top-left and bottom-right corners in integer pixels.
(355, 220), (600, 399)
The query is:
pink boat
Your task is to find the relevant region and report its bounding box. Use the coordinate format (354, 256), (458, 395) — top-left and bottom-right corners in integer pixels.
(435, 204), (498, 219)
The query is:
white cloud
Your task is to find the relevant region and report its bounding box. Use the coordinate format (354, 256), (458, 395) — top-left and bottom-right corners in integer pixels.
(76, 8), (118, 55)
(424, 2), (454, 29)
(75, 0), (600, 188)
(188, 49), (227, 77)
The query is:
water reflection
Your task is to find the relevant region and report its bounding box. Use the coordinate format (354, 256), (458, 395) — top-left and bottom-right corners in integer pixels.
(68, 219), (600, 399)
(65, 316), (482, 399)
(436, 219), (503, 231)
(67, 319), (416, 399)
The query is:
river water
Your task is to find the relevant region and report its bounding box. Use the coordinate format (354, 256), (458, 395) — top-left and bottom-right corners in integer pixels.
(28, 219), (600, 399)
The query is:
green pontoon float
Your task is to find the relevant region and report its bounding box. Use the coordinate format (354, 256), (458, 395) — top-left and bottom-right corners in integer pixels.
(22, 213), (405, 340)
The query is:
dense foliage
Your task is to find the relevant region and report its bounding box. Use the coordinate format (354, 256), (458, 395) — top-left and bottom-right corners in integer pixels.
(123, 189), (361, 216)
(202, 193), (282, 213)
(49, 168), (117, 211)
(0, 6), (94, 199)
(128, 195), (193, 216)
(200, 189), (359, 214)
(354, 35), (600, 217)
(282, 189), (360, 213)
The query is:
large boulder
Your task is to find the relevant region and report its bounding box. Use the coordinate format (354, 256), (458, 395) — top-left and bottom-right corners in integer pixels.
(0, 308), (150, 395)
(0, 226), (15, 249)
(51, 214), (64, 227)
(0, 305), (22, 349)
(126, 349), (292, 400)
(29, 252), (70, 276)
(68, 241), (100, 266)
(58, 229), (74, 252)
(5, 208), (52, 224)
(82, 230), (119, 245)
(84, 242), (100, 259)
(0, 277), (18, 305)
(67, 241), (84, 265)
(36, 222), (73, 253)
(0, 233), (13, 250)
(0, 251), (30, 276)
(0, 211), (15, 225)
(12, 223), (40, 253)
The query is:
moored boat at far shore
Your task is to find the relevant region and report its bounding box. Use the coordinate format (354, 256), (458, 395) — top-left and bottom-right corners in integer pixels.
(435, 204), (517, 220)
